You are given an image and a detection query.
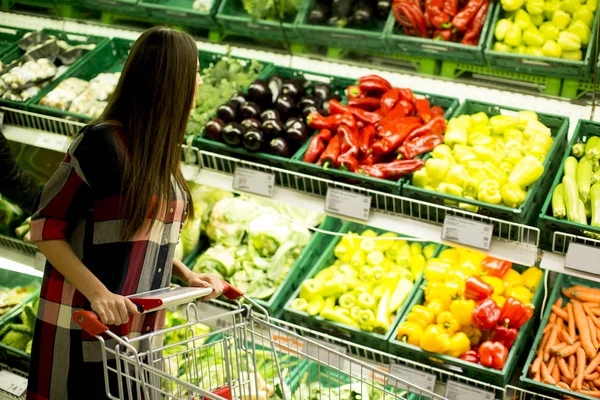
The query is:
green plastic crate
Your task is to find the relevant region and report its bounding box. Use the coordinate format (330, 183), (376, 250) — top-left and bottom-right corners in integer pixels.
(283, 221), (441, 352)
(28, 38), (132, 121)
(402, 99), (570, 225)
(561, 57), (600, 99)
(520, 274), (600, 400)
(7, 0), (78, 18)
(0, 270), (40, 327)
(215, 0), (304, 42)
(388, 261), (544, 388)
(0, 28), (109, 110)
(0, 291), (39, 368)
(77, 0), (142, 14)
(194, 64), (354, 176)
(291, 91), (459, 196)
(0, 26), (31, 58)
(383, 2), (495, 65)
(484, 5), (600, 80)
(295, 0), (388, 53)
(139, 0), (221, 30)
(538, 119), (600, 252)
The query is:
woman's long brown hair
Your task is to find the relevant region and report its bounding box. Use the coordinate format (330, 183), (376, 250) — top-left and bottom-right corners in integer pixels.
(100, 27), (196, 240)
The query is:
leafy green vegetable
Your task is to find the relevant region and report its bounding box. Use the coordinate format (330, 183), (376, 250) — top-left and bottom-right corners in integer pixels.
(241, 0), (300, 20)
(205, 197), (259, 246)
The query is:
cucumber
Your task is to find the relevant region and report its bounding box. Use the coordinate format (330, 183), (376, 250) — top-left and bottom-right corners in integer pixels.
(577, 157), (593, 203)
(552, 183), (566, 218)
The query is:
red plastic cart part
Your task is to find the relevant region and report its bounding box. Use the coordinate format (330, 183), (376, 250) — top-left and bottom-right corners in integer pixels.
(222, 281), (244, 300)
(212, 386), (232, 400)
(129, 298), (163, 313)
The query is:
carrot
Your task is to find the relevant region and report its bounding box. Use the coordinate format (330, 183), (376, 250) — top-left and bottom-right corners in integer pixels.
(587, 372), (600, 380)
(582, 391), (600, 398)
(586, 304), (600, 330)
(558, 382), (571, 390)
(556, 298), (564, 307)
(543, 323), (555, 334)
(551, 342), (568, 354)
(558, 357), (573, 380)
(558, 342), (582, 358)
(586, 353), (600, 375)
(585, 382), (592, 390)
(594, 378), (600, 387)
(561, 330), (575, 345)
(571, 286), (600, 296)
(564, 288), (576, 299)
(541, 361), (556, 385)
(573, 291), (600, 303)
(591, 316), (599, 349)
(568, 303), (576, 340)
(570, 354), (577, 378)
(552, 363), (560, 384)
(553, 306), (569, 320)
(548, 357), (557, 372)
(592, 307), (600, 317)
(592, 381), (598, 391)
(577, 347), (587, 390)
(531, 355), (543, 374)
(545, 325), (560, 361)
(574, 300), (597, 359)
(550, 313), (557, 323)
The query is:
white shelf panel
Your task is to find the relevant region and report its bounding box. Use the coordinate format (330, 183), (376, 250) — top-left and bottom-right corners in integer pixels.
(3, 124), (70, 152)
(540, 250), (600, 284)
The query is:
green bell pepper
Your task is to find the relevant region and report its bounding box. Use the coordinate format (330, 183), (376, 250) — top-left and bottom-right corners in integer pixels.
(501, 182), (527, 208)
(493, 42), (513, 52)
(504, 23), (522, 47)
(478, 180), (503, 204)
(530, 13), (544, 26)
(501, 0), (526, 12)
(553, 10), (571, 30)
(437, 182), (464, 197)
(357, 292), (376, 309)
(445, 118), (469, 147)
(567, 20), (591, 46)
(523, 27), (545, 46)
(495, 19), (512, 41)
(508, 155), (544, 188)
(290, 298), (308, 312)
(432, 144), (456, 163)
(426, 158), (451, 183)
(307, 296), (326, 316)
(339, 293), (356, 310)
(562, 49), (583, 60)
(412, 168), (428, 188)
(543, 0), (562, 20)
(515, 9), (534, 29)
(562, 0), (580, 15)
(539, 22), (560, 41)
(542, 40), (562, 57)
(526, 0), (544, 14)
(489, 115), (519, 134)
(573, 7), (594, 28)
(558, 31), (582, 50)
(445, 164), (470, 187)
(526, 46), (544, 56)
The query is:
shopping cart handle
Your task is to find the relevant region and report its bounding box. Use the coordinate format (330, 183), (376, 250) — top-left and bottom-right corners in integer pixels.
(222, 281), (244, 301)
(72, 310), (109, 336)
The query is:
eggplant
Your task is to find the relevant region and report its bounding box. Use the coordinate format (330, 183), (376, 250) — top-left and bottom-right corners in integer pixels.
(332, 0), (353, 19)
(285, 119), (308, 144)
(240, 101), (261, 120)
(298, 95), (322, 111)
(302, 105), (319, 120)
(243, 129), (265, 152)
(275, 95), (296, 119)
(268, 75), (283, 104)
(229, 92), (246, 109)
(284, 117), (301, 131)
(308, 2), (330, 24)
(262, 119), (285, 138)
(376, 0), (391, 18)
(352, 1), (373, 24)
(261, 109), (281, 122)
(217, 102), (237, 123)
(204, 118), (225, 141)
(282, 79), (305, 99)
(241, 118), (262, 131)
(222, 123), (244, 147)
(248, 80), (272, 109)
(312, 83), (333, 100)
(269, 137), (291, 157)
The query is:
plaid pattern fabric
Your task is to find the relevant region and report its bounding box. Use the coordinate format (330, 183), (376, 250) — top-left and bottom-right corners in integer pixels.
(26, 124), (185, 400)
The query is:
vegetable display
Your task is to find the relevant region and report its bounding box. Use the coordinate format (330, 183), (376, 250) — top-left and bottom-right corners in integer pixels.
(527, 285), (600, 397)
(551, 138), (600, 233)
(204, 75), (339, 158)
(0, 195), (26, 238)
(411, 110), (553, 209)
(0, 296), (38, 355)
(395, 248), (541, 370)
(289, 228), (437, 334)
(0, 285), (37, 316)
(186, 55), (264, 135)
(391, 0), (491, 45)
(191, 196), (324, 300)
(241, 0), (301, 20)
(303, 75), (447, 181)
(306, 0), (391, 28)
(492, 0), (596, 59)
(163, 308), (212, 356)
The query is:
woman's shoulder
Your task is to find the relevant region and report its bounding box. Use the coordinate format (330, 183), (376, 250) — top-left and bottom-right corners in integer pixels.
(71, 123), (121, 155)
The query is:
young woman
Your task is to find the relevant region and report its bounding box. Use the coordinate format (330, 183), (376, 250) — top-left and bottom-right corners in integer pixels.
(26, 27), (223, 400)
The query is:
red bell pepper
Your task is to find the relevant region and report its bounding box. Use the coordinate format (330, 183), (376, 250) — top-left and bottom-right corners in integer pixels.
(459, 350), (479, 363)
(380, 89), (401, 115)
(499, 297), (534, 328)
(337, 124), (359, 172)
(317, 134), (341, 169)
(403, 116), (446, 143)
(481, 256), (512, 278)
(452, 0), (485, 32)
(373, 120), (423, 155)
(399, 88), (414, 102)
(359, 75), (392, 89)
(307, 112), (356, 131)
(359, 159), (424, 181)
(414, 98), (433, 123)
(425, 0), (450, 28)
(359, 124), (377, 155)
(348, 97), (381, 111)
(358, 152), (382, 166)
(379, 101), (415, 127)
(347, 85), (363, 100)
(478, 341), (508, 370)
(393, 0), (429, 38)
(434, 29), (453, 41)
(443, 0), (458, 17)
(431, 105), (445, 118)
(397, 132), (443, 159)
(491, 325), (518, 349)
(472, 298), (501, 330)
(465, 276), (494, 301)
(358, 76), (392, 97)
(329, 99), (382, 125)
(303, 129), (332, 163)
(461, 1), (489, 45)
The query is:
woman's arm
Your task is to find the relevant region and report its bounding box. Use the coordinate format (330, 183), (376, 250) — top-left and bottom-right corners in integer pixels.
(172, 257), (224, 300)
(172, 257), (193, 283)
(37, 240), (139, 325)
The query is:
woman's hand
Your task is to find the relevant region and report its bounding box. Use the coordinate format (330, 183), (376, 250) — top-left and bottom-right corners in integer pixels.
(186, 273), (224, 301)
(89, 289), (140, 326)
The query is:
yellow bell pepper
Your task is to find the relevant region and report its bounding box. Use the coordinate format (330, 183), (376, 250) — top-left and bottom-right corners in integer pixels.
(290, 298), (308, 312)
(426, 158), (452, 184)
(431, 144), (456, 163)
(437, 311), (461, 334)
(444, 266), (470, 283)
(521, 266), (543, 292)
(450, 299), (476, 326)
(307, 296), (326, 316)
(412, 168), (428, 188)
(447, 332), (472, 358)
(357, 292), (376, 309)
(502, 269), (522, 291)
(411, 254), (426, 277)
(339, 293), (356, 310)
(300, 279), (320, 301)
(505, 285), (534, 305)
(361, 229), (378, 238)
(357, 309), (375, 329)
(492, 295), (507, 307)
(439, 248), (460, 263)
(501, 182), (527, 208)
(374, 232), (397, 251)
(478, 180), (503, 205)
(462, 324), (483, 346)
(445, 118), (469, 147)
(481, 276), (505, 296)
(396, 321), (424, 346)
(420, 325), (451, 354)
(406, 305), (436, 328)
(424, 258), (452, 282)
(444, 280), (465, 300)
(426, 297), (451, 316)
(351, 249), (366, 268)
(473, 146), (500, 165)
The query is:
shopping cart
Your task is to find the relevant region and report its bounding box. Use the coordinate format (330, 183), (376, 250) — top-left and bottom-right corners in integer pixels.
(73, 282), (446, 400)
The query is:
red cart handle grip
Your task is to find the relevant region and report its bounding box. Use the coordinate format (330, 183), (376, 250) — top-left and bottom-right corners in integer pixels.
(222, 281), (244, 300)
(73, 310), (108, 336)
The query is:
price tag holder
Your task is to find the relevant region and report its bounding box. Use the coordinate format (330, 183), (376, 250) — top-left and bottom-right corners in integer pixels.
(325, 188), (371, 221)
(233, 167), (275, 198)
(35, 133), (70, 153)
(442, 215), (493, 250)
(388, 363), (436, 393)
(565, 243), (600, 274)
(0, 370), (28, 397)
(445, 380), (494, 400)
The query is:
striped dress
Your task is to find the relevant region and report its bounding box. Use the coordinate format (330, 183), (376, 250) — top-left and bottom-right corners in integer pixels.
(26, 123), (186, 400)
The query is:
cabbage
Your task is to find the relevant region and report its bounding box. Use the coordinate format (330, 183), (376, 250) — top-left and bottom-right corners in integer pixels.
(205, 197), (258, 246)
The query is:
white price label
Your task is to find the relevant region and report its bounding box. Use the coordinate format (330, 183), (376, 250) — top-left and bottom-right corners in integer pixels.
(307, 339), (349, 370)
(0, 370), (28, 397)
(233, 167), (275, 198)
(565, 243), (600, 274)
(35, 133), (70, 152)
(442, 215), (493, 250)
(193, 302), (234, 329)
(445, 380), (494, 400)
(325, 188), (371, 221)
(388, 363), (436, 393)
